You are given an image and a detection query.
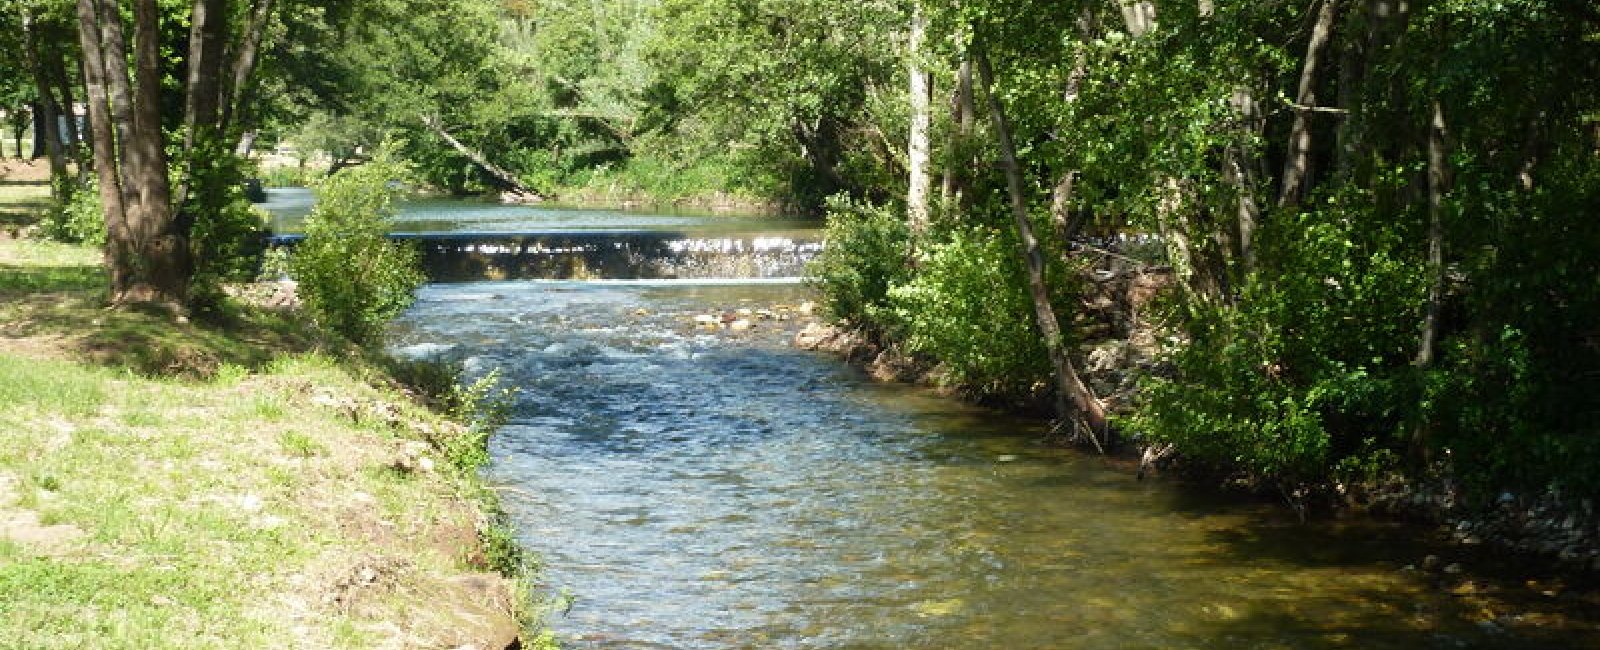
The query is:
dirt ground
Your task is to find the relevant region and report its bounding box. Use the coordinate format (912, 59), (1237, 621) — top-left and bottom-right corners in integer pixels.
(0, 159), (55, 182)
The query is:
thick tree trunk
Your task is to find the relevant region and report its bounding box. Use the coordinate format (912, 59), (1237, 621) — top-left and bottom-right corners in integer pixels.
(905, 2), (932, 237)
(423, 116), (543, 199)
(78, 0), (189, 309)
(30, 103), (46, 160)
(1278, 0), (1341, 208)
(56, 71), (81, 154)
(975, 47), (1108, 452)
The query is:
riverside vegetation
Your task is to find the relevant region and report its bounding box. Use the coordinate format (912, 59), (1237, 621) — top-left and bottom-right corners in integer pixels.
(1, 0), (1596, 636)
(0, 174), (550, 647)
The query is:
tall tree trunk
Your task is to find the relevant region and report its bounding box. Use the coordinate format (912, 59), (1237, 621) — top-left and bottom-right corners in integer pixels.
(1050, 36), (1092, 246)
(1278, 0), (1341, 208)
(78, 0), (189, 308)
(1409, 99), (1448, 462)
(56, 70), (81, 154)
(975, 46), (1108, 452)
(221, 0), (276, 141)
(22, 11), (71, 195)
(177, 0), (230, 213)
(1414, 100), (1448, 369)
(1225, 88), (1263, 273)
(939, 57), (977, 207)
(905, 2), (932, 237)
(30, 103), (46, 160)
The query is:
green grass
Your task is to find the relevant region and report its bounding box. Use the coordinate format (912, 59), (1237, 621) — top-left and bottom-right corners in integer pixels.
(0, 238), (538, 648)
(0, 180), (52, 229)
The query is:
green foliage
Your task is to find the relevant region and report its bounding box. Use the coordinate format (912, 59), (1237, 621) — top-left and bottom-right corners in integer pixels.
(438, 370), (515, 472)
(1135, 200), (1426, 486)
(382, 355), (515, 472)
(889, 226), (1057, 399)
(259, 165), (315, 189)
(37, 182), (104, 246)
(806, 196), (909, 332)
(287, 160), (425, 346)
(1428, 150), (1600, 498)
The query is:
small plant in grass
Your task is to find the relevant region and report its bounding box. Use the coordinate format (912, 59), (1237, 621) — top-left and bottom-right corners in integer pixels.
(288, 159), (424, 346)
(277, 430), (325, 458)
(384, 356), (515, 471)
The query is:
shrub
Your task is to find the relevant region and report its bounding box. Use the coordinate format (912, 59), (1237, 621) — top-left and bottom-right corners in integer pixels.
(1131, 202), (1424, 488)
(806, 195), (910, 332)
(288, 161), (425, 345)
(188, 187), (268, 309)
(38, 182), (105, 246)
(888, 226), (1067, 400)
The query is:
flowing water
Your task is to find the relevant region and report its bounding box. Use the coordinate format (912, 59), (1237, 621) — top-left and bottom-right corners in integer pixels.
(265, 189), (1598, 649)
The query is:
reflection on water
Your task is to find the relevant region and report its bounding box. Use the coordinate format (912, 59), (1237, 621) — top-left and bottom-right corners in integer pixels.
(391, 280), (1596, 650)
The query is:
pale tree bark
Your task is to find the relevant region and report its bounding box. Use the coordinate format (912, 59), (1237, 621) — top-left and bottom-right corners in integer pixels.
(1050, 16), (1094, 246)
(1409, 99), (1449, 462)
(1118, 2), (1214, 302)
(975, 46), (1108, 452)
(77, 0), (189, 308)
(1120, 1), (1156, 37)
(1224, 87), (1263, 273)
(905, 2), (933, 237)
(423, 116), (544, 199)
(1414, 100), (1448, 369)
(1278, 0), (1341, 208)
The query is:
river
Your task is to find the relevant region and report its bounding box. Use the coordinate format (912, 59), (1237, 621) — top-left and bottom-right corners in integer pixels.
(266, 189), (1597, 650)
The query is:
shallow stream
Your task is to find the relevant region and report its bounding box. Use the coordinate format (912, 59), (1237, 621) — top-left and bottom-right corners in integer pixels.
(267, 190), (1598, 649)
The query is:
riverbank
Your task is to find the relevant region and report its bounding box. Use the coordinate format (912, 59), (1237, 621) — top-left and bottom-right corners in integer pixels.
(793, 265), (1600, 581)
(0, 238), (540, 648)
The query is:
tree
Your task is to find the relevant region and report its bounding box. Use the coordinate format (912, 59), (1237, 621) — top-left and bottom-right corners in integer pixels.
(77, 0), (188, 308)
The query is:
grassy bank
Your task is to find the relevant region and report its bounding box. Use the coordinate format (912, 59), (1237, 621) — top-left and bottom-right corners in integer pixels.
(0, 238), (543, 648)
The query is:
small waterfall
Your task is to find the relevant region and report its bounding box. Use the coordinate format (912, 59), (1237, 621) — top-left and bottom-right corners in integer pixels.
(268, 231), (824, 282)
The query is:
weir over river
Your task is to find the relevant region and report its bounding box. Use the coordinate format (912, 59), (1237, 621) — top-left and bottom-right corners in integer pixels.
(266, 189), (1598, 650)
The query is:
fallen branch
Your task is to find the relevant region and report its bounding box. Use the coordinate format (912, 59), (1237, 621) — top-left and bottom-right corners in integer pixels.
(421, 115), (543, 200)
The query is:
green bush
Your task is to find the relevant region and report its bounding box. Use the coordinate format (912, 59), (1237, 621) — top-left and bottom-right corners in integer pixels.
(288, 161), (425, 345)
(384, 356), (515, 472)
(889, 226), (1068, 400)
(189, 197), (269, 310)
(38, 182), (105, 246)
(1132, 202), (1424, 487)
(806, 195), (910, 332)
(260, 165), (316, 188)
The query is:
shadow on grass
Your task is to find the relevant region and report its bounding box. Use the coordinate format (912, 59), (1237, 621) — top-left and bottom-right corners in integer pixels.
(0, 263), (103, 294)
(0, 180), (52, 228)
(0, 257), (333, 379)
